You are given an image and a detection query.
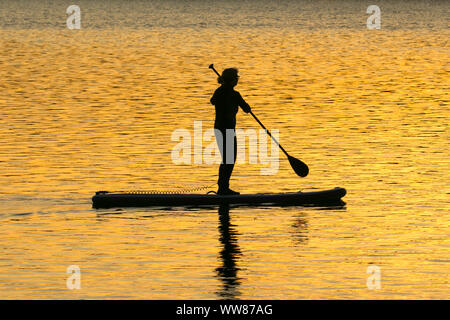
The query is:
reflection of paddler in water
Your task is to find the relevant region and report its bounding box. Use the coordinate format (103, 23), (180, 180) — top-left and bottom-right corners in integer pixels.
(215, 204), (242, 299)
(210, 68), (251, 195)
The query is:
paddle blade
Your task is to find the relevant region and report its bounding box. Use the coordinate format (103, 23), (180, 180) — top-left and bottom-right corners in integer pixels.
(288, 155), (309, 177)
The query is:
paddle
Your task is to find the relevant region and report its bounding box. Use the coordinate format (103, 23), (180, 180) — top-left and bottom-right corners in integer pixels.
(209, 64), (309, 177)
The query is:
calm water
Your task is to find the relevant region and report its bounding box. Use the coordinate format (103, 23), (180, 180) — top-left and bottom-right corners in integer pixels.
(0, 0), (449, 299)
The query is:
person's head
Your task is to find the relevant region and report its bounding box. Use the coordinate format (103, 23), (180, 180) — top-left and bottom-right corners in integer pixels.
(218, 68), (239, 87)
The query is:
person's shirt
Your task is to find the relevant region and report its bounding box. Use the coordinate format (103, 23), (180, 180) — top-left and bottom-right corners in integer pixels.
(210, 85), (251, 129)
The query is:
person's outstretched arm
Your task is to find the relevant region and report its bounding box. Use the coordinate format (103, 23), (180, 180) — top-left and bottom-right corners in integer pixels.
(237, 92), (251, 113)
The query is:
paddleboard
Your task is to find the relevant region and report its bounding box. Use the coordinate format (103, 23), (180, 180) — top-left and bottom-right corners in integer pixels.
(92, 187), (346, 208)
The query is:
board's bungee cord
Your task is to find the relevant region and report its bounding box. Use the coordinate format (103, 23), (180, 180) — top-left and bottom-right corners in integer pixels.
(96, 183), (217, 195)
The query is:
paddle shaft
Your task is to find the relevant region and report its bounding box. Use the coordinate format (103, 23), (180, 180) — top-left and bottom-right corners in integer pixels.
(208, 64), (289, 158)
(249, 111), (289, 158)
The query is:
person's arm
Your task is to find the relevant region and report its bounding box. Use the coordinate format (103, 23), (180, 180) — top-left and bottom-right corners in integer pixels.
(237, 92), (251, 113)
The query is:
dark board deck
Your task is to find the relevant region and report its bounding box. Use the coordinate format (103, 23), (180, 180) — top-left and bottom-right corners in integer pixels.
(92, 187), (346, 208)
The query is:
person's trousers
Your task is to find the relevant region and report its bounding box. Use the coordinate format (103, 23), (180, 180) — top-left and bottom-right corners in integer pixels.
(215, 128), (237, 190)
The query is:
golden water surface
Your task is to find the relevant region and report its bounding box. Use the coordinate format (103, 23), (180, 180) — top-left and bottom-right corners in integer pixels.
(0, 1), (448, 299)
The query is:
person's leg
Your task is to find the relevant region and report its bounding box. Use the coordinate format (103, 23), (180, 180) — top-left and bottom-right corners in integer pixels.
(221, 131), (236, 189)
(216, 129), (238, 193)
(215, 128), (227, 190)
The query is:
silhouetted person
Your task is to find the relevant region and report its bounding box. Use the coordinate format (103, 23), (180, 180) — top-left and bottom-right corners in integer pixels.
(210, 68), (251, 195)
